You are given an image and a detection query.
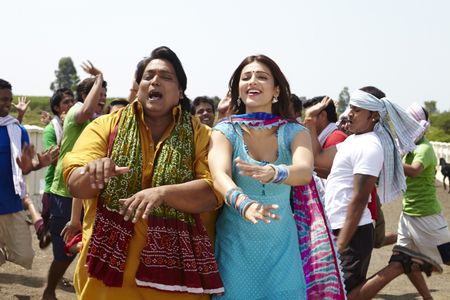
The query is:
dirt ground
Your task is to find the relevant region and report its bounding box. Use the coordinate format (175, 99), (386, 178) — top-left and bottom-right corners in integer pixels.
(1, 181), (450, 300)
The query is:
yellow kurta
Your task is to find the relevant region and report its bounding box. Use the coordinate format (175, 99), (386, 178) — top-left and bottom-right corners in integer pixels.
(63, 102), (221, 300)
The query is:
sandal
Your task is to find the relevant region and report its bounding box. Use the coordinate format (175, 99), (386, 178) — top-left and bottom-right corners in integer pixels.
(58, 277), (75, 293)
(389, 245), (443, 277)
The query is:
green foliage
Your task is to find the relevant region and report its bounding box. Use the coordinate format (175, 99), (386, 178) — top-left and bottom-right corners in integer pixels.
(425, 110), (450, 142)
(211, 96), (221, 110)
(424, 100), (438, 114)
(430, 111), (450, 133)
(337, 86), (350, 114)
(50, 57), (80, 93)
(426, 126), (450, 142)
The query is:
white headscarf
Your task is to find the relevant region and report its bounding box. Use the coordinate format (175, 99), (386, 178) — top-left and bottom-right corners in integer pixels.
(349, 90), (422, 204)
(406, 103), (430, 143)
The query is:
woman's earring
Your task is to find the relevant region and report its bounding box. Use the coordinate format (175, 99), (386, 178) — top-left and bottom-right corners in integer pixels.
(237, 98), (242, 106)
(272, 96), (278, 103)
(372, 118), (376, 122)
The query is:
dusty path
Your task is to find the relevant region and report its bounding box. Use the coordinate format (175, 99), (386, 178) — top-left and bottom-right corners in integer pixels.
(1, 181), (449, 299)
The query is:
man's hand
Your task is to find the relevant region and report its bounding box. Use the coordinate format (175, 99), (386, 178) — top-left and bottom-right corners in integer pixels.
(40, 111), (52, 126)
(80, 157), (129, 189)
(14, 96), (31, 123)
(119, 188), (165, 223)
(81, 60), (102, 76)
(37, 146), (60, 168)
(305, 96), (333, 118)
(61, 220), (82, 243)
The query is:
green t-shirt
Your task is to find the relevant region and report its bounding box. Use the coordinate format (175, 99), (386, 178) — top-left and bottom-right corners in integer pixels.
(402, 138), (441, 216)
(50, 102), (90, 197)
(43, 122), (57, 193)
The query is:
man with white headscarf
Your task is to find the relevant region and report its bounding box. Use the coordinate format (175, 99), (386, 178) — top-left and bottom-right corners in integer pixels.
(397, 103), (450, 299)
(304, 86), (442, 299)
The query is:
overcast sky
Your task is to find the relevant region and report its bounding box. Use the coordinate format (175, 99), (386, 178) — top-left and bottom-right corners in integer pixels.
(2, 0), (449, 111)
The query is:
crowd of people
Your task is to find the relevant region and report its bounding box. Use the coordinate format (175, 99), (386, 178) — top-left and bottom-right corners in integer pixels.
(1, 46), (449, 300)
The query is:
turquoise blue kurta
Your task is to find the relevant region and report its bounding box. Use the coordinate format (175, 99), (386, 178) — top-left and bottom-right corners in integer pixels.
(213, 121), (306, 300)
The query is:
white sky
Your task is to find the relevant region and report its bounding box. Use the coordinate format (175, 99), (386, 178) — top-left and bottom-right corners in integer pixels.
(2, 0), (450, 111)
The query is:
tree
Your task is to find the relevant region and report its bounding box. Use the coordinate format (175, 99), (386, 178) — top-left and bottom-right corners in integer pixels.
(50, 57), (80, 92)
(424, 100), (438, 114)
(337, 86), (350, 114)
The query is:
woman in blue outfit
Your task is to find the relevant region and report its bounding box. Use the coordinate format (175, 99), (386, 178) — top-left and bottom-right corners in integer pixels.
(208, 55), (314, 299)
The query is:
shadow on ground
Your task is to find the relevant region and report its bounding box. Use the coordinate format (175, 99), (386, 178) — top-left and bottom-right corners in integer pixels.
(0, 273), (44, 288)
(376, 289), (438, 299)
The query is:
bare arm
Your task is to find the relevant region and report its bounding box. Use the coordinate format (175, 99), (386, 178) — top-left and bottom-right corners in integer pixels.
(336, 174), (378, 252)
(286, 129), (314, 185)
(208, 130), (236, 197)
(75, 61), (103, 124)
(303, 116), (337, 174)
(403, 162), (424, 178)
(303, 97), (337, 175)
(17, 144), (59, 175)
(61, 198), (83, 243)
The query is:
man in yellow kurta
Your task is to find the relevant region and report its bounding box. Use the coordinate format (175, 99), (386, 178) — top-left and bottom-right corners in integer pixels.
(62, 47), (223, 300)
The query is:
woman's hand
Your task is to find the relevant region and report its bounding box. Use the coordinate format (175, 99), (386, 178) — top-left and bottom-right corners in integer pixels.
(80, 157), (129, 189)
(244, 202), (280, 224)
(235, 157), (275, 184)
(119, 188), (164, 223)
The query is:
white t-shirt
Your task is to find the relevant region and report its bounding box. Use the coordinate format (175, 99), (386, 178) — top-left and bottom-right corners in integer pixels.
(325, 132), (384, 229)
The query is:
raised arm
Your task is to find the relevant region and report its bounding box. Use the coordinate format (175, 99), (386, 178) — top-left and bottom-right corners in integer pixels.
(75, 61), (104, 125)
(14, 96), (30, 124)
(303, 96), (337, 174)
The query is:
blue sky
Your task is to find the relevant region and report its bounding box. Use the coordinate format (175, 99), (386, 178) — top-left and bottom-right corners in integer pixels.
(2, 0), (450, 111)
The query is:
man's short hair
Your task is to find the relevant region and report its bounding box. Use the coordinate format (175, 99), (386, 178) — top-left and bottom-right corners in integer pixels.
(291, 93), (303, 116)
(191, 96), (215, 115)
(303, 96), (338, 123)
(50, 88), (74, 115)
(107, 98), (129, 113)
(0, 79), (12, 90)
(359, 86), (385, 99)
(76, 78), (107, 102)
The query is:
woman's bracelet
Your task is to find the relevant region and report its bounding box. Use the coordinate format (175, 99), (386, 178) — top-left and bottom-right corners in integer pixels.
(225, 187), (243, 207)
(225, 187), (255, 217)
(268, 164), (289, 184)
(236, 194), (256, 217)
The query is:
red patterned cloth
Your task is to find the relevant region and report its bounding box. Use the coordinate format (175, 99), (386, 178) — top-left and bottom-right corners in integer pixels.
(86, 104), (223, 294)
